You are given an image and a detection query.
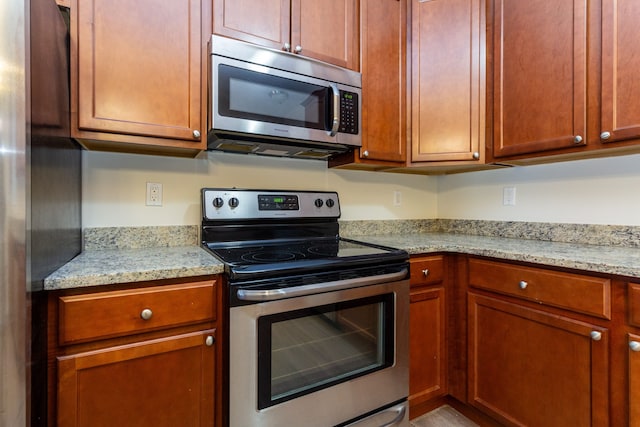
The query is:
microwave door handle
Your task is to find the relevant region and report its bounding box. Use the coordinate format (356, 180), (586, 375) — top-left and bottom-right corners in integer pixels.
(328, 83), (340, 136)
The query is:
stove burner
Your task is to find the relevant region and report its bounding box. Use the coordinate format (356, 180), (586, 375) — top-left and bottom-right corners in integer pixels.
(241, 250), (306, 264)
(307, 244), (339, 257)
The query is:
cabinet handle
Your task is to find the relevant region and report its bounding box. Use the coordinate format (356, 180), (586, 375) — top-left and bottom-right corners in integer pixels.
(192, 130), (201, 139)
(590, 331), (602, 341)
(472, 152), (480, 160)
(140, 308), (153, 320)
(519, 280), (528, 290)
(573, 135), (583, 144)
(283, 43), (291, 52)
(600, 131), (611, 141)
(362, 150), (369, 158)
(294, 45), (303, 54)
(205, 335), (215, 347)
(422, 269), (429, 277)
(630, 341), (640, 352)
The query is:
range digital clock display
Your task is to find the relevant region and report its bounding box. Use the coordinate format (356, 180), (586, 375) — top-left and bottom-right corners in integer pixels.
(258, 194), (299, 211)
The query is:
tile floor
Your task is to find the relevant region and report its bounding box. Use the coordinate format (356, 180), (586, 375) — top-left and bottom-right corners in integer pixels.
(410, 405), (479, 427)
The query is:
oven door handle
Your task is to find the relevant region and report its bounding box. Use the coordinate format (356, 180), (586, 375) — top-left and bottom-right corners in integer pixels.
(236, 268), (408, 302)
(379, 403), (406, 427)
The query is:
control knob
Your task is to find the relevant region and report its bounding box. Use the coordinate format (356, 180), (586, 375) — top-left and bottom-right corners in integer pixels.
(326, 199), (335, 208)
(229, 197), (239, 208)
(212, 197), (224, 208)
(314, 198), (324, 208)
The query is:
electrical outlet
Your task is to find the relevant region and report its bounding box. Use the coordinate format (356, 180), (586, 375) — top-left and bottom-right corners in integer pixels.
(503, 186), (516, 206)
(393, 191), (402, 206)
(146, 182), (163, 206)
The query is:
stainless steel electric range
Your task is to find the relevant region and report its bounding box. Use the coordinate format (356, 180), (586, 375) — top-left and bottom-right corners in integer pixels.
(201, 188), (410, 427)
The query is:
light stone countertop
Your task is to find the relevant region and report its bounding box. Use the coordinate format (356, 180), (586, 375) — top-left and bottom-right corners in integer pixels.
(44, 246), (225, 290)
(359, 232), (640, 278)
(45, 231), (640, 291)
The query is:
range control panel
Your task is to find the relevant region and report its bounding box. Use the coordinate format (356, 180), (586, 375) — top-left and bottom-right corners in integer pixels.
(202, 189), (340, 220)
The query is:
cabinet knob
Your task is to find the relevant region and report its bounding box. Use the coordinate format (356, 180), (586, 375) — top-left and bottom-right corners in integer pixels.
(519, 280), (528, 290)
(140, 308), (153, 320)
(630, 341), (640, 352)
(422, 269), (430, 277)
(294, 45), (303, 54)
(472, 152), (480, 160)
(205, 335), (215, 347)
(600, 131), (611, 141)
(283, 43), (291, 52)
(192, 130), (201, 139)
(362, 150), (369, 158)
(590, 330), (602, 341)
(573, 135), (584, 144)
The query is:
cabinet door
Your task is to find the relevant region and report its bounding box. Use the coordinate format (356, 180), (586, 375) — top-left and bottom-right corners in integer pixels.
(73, 0), (204, 145)
(212, 0), (290, 50)
(630, 333), (640, 426)
(411, 0), (485, 163)
(359, 0), (407, 163)
(410, 286), (446, 409)
(492, 0), (587, 158)
(291, 0), (359, 70)
(57, 330), (215, 427)
(600, 0), (640, 144)
(468, 294), (609, 427)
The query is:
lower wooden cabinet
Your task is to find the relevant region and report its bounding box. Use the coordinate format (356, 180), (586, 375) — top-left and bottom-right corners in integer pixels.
(468, 293), (609, 427)
(409, 256), (446, 415)
(630, 333), (640, 427)
(57, 330), (215, 427)
(52, 277), (222, 427)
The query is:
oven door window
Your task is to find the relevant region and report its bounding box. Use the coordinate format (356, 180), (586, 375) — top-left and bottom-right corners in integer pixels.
(257, 294), (394, 409)
(218, 64), (329, 131)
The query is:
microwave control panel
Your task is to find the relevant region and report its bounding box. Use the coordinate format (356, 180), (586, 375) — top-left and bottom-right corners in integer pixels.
(339, 91), (359, 135)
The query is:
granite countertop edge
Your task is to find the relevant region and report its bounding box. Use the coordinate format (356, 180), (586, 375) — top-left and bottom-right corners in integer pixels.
(45, 233), (640, 291)
(44, 246), (225, 291)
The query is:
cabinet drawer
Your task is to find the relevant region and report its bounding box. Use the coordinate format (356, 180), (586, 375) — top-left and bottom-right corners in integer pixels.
(468, 258), (610, 319)
(629, 283), (640, 328)
(410, 256), (444, 287)
(59, 280), (216, 345)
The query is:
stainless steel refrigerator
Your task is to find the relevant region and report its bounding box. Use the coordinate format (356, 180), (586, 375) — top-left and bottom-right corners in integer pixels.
(1, 0), (81, 425)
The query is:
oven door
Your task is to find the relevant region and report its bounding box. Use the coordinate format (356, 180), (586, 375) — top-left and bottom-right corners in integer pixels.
(229, 278), (409, 427)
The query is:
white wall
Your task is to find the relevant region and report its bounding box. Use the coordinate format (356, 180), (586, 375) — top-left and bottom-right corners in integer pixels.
(83, 150), (640, 228)
(82, 151), (437, 227)
(437, 153), (640, 225)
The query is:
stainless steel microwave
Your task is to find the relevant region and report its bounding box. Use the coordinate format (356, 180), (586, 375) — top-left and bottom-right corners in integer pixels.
(208, 35), (362, 160)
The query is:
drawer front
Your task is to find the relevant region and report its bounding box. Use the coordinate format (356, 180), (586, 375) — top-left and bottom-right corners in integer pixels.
(468, 258), (610, 319)
(59, 280), (216, 345)
(410, 255), (444, 287)
(629, 283), (640, 328)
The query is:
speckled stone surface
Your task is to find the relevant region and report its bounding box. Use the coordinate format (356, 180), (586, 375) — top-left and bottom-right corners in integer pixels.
(360, 232), (640, 278)
(44, 246), (224, 290)
(46, 220), (640, 291)
(342, 219), (640, 248)
(83, 226), (199, 250)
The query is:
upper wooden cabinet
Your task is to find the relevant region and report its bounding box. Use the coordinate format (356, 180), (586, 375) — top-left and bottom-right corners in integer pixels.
(491, 0), (640, 161)
(213, 0), (359, 70)
(330, 0), (408, 170)
(490, 0), (588, 158)
(599, 0), (640, 146)
(409, 0), (486, 167)
(70, 0), (209, 156)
